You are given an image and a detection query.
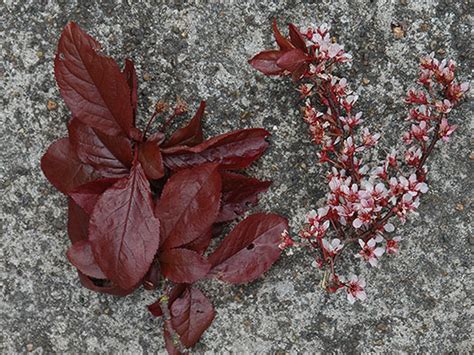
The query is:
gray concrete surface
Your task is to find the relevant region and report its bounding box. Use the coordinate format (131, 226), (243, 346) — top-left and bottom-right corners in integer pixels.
(1, 0), (473, 353)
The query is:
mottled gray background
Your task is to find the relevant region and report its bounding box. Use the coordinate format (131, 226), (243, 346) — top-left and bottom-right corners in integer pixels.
(1, 0), (473, 353)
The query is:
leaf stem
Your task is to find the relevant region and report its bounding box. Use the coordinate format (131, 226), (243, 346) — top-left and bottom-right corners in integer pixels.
(159, 113), (177, 133)
(159, 292), (186, 353)
(142, 111), (159, 141)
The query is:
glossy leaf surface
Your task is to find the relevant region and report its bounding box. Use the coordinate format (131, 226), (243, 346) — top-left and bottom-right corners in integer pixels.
(54, 22), (133, 136)
(248, 50), (285, 75)
(67, 199), (89, 244)
(168, 287), (215, 348)
(272, 19), (294, 51)
(162, 129), (269, 171)
(68, 118), (132, 177)
(288, 23), (308, 53)
(208, 213), (287, 284)
(162, 101), (205, 148)
(88, 161), (160, 289)
(156, 164), (221, 249)
(216, 172), (272, 223)
(69, 178), (119, 215)
(159, 248), (211, 284)
(138, 138), (164, 180)
(41, 138), (98, 194)
(276, 48), (309, 72)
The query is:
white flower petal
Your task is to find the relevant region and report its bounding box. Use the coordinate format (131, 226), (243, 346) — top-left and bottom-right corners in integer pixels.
(353, 218), (363, 229)
(374, 247), (385, 257)
(356, 290), (367, 301)
(384, 223), (395, 232)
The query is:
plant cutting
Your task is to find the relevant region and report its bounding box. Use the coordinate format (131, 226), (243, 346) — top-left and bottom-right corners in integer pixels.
(250, 19), (469, 304)
(41, 22), (288, 353)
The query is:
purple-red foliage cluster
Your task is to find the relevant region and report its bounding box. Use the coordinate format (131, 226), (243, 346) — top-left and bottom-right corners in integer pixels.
(41, 22), (287, 353)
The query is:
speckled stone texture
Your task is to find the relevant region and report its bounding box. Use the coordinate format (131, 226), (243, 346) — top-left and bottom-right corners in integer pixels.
(1, 0), (472, 353)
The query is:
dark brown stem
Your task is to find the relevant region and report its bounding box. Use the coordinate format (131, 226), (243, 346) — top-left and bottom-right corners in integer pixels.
(142, 111), (158, 140)
(159, 113), (177, 133)
(417, 115), (443, 175)
(159, 292), (186, 352)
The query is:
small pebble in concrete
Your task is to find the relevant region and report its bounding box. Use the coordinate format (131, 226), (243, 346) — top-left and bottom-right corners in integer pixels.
(47, 99), (57, 111)
(392, 25), (405, 39)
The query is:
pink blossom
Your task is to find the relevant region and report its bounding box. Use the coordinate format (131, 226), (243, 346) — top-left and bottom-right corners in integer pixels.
(395, 193), (420, 222)
(299, 84), (314, 98)
(434, 99), (453, 113)
(278, 230), (295, 250)
(328, 43), (343, 58)
(340, 112), (363, 131)
(341, 95), (358, 112)
(387, 149), (398, 167)
(447, 81), (470, 103)
(404, 146), (422, 166)
(362, 128), (381, 148)
(322, 238), (343, 256)
(356, 238), (385, 267)
(410, 121), (430, 142)
(304, 209), (330, 239)
(345, 274), (367, 304)
(405, 89), (428, 104)
(438, 118), (457, 142)
(386, 236), (402, 254)
(407, 105), (431, 122)
(340, 137), (356, 161)
(334, 77), (348, 96)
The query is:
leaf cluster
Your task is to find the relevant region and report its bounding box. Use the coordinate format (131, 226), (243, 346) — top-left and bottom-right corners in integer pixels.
(41, 22), (288, 353)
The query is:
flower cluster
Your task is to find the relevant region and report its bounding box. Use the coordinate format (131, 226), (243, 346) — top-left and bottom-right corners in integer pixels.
(251, 21), (469, 304)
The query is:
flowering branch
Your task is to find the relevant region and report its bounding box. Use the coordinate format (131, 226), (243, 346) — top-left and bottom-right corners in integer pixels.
(250, 19), (469, 304)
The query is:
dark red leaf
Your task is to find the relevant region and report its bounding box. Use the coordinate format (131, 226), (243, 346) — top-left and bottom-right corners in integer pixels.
(54, 22), (133, 136)
(67, 198), (89, 244)
(69, 178), (119, 215)
(122, 59), (138, 123)
(156, 164), (221, 249)
(159, 248), (211, 284)
(216, 172), (272, 223)
(88, 161), (160, 289)
(291, 62), (309, 82)
(182, 228), (212, 255)
(143, 260), (161, 290)
(77, 272), (135, 296)
(288, 23), (308, 53)
(148, 284), (187, 317)
(208, 213), (287, 284)
(162, 101), (205, 148)
(138, 138), (164, 180)
(169, 287), (215, 348)
(272, 18), (293, 51)
(149, 131), (166, 145)
(68, 118), (132, 177)
(67, 240), (106, 279)
(66, 201), (135, 296)
(248, 50), (285, 75)
(161, 129), (270, 171)
(41, 138), (98, 194)
(276, 48), (309, 73)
